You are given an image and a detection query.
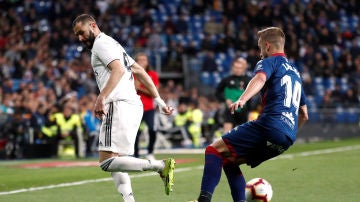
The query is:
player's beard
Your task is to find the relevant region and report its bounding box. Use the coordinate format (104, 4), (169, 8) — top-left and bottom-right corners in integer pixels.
(83, 30), (96, 49)
(260, 50), (268, 59)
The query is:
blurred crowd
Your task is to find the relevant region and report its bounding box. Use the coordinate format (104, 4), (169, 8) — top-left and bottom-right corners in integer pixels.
(0, 0), (360, 159)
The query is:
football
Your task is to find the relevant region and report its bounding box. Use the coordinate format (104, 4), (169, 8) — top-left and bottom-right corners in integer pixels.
(245, 178), (273, 202)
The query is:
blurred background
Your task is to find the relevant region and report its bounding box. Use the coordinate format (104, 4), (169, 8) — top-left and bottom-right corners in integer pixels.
(0, 0), (359, 159)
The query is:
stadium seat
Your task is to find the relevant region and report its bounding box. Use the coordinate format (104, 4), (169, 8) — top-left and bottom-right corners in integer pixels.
(200, 72), (211, 86)
(211, 72), (221, 87)
(308, 108), (320, 123)
(344, 109), (359, 123)
(335, 107), (346, 123)
(340, 77), (349, 92)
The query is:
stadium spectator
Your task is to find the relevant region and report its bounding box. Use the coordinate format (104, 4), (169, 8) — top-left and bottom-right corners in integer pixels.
(200, 33), (216, 51)
(215, 57), (252, 133)
(343, 88), (359, 107)
(203, 14), (223, 35)
(3, 107), (30, 159)
(319, 89), (337, 133)
(190, 0), (206, 15)
(214, 37), (227, 53)
(147, 24), (166, 53)
(30, 103), (47, 143)
(134, 52), (160, 160)
(172, 97), (194, 147)
(174, 13), (189, 34)
(2, 78), (13, 94)
(187, 99), (204, 148)
(163, 17), (177, 35)
(0, 92), (14, 115)
(201, 50), (218, 72)
(40, 103), (60, 153)
(79, 94), (100, 157)
(331, 84), (344, 105)
(300, 66), (315, 96)
(184, 40), (200, 56)
(199, 96), (221, 145)
(46, 101), (83, 158)
(222, 0), (238, 20)
(352, 55), (360, 85)
(164, 40), (184, 72)
(235, 28), (253, 52)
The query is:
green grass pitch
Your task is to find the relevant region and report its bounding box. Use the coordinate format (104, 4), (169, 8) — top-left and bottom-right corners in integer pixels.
(1, 137), (360, 202)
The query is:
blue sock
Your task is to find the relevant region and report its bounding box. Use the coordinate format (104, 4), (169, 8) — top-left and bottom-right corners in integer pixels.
(199, 146), (223, 201)
(223, 162), (246, 201)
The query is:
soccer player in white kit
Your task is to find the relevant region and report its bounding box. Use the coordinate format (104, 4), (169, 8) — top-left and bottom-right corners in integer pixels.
(72, 14), (175, 201)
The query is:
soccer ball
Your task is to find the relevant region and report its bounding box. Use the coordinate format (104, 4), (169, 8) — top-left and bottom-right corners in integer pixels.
(245, 178), (273, 202)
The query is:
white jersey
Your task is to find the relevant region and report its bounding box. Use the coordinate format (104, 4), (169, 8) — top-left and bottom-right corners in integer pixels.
(91, 32), (141, 105)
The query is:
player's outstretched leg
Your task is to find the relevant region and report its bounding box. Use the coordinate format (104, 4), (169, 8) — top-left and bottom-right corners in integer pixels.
(99, 156), (175, 195)
(159, 158), (176, 195)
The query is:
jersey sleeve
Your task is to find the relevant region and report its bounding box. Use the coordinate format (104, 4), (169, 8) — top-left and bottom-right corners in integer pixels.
(300, 87), (307, 106)
(122, 52), (135, 68)
(94, 37), (135, 68)
(254, 59), (273, 80)
(94, 39), (121, 67)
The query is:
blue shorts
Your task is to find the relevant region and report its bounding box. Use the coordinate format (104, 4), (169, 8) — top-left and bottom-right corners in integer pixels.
(222, 121), (293, 168)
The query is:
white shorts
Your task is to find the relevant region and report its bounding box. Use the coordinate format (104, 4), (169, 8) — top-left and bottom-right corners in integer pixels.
(98, 100), (143, 155)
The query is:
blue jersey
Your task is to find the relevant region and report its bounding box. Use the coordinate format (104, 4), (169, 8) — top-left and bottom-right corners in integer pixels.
(254, 53), (307, 142)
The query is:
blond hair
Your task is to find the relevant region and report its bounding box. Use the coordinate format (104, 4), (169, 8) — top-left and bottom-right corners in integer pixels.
(257, 27), (285, 50)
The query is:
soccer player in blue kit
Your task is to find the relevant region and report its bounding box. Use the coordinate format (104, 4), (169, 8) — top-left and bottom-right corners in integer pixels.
(192, 27), (309, 202)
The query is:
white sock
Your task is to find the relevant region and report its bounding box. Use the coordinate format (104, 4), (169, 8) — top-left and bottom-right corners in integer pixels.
(111, 172), (135, 202)
(100, 156), (164, 172)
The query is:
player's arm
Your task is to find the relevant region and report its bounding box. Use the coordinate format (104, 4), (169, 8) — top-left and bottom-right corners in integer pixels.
(94, 59), (125, 119)
(230, 72), (266, 114)
(298, 88), (309, 129)
(132, 62), (160, 99)
(100, 60), (125, 99)
(298, 104), (308, 129)
(131, 62), (173, 115)
(135, 75), (158, 96)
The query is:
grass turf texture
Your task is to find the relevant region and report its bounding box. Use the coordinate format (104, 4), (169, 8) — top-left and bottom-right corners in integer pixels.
(1, 138), (360, 202)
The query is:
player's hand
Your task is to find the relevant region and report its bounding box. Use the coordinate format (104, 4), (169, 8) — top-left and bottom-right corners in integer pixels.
(94, 96), (107, 120)
(230, 99), (245, 114)
(160, 106), (174, 115)
(154, 97), (173, 115)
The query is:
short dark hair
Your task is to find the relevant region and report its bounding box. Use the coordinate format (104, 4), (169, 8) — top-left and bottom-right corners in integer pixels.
(72, 14), (96, 28)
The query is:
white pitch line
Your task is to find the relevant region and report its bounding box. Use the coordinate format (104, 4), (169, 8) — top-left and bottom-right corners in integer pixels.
(272, 144), (360, 160)
(1, 145), (359, 196)
(0, 166), (203, 196)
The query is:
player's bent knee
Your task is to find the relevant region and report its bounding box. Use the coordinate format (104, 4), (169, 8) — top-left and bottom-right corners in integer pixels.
(99, 157), (115, 172)
(210, 138), (228, 153)
(205, 145), (221, 156)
